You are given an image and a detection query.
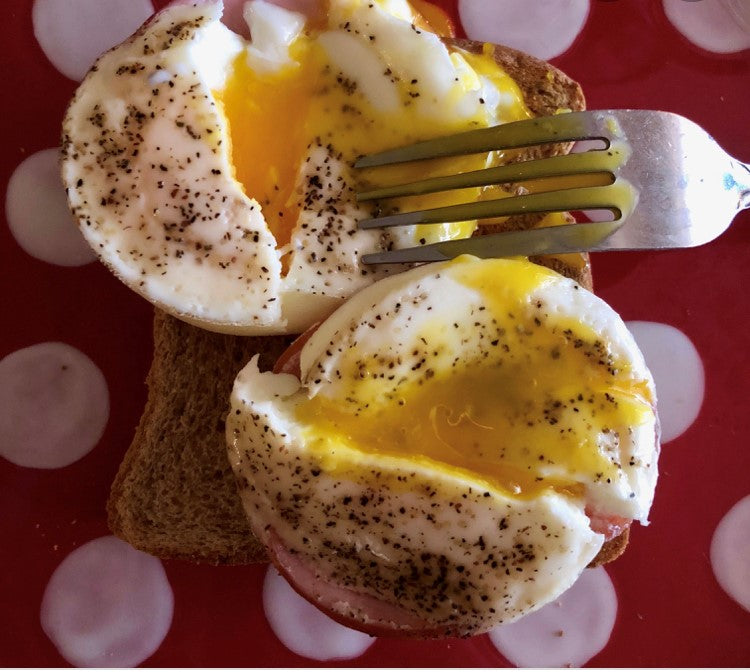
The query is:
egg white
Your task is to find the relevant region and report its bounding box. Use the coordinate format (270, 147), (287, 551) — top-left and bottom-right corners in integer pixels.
(227, 256), (660, 635)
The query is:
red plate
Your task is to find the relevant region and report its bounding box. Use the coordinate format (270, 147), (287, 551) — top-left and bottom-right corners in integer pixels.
(2, 0), (749, 666)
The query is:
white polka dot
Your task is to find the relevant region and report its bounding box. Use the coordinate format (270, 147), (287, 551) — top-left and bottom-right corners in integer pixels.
(0, 342), (109, 469)
(663, 0), (750, 54)
(32, 0), (154, 82)
(262, 566), (375, 661)
(5, 149), (96, 267)
(625, 321), (704, 444)
(711, 495), (750, 612)
(458, 0), (590, 60)
(40, 536), (174, 667)
(488, 567), (617, 668)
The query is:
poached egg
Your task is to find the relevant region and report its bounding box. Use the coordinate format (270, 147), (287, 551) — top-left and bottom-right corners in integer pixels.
(61, 0), (534, 334)
(226, 255), (660, 636)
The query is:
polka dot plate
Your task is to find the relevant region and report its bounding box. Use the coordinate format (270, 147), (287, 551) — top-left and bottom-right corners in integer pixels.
(2, 0), (749, 666)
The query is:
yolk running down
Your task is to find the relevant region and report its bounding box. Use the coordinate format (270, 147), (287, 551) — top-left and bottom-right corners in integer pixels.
(294, 262), (654, 498)
(214, 36), (533, 252)
(215, 51), (317, 251)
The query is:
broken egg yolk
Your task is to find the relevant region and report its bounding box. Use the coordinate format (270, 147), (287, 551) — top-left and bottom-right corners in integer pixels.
(214, 35), (533, 252)
(294, 260), (654, 498)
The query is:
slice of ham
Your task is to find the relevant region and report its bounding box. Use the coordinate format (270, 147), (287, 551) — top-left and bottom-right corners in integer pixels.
(266, 530), (449, 637)
(587, 509), (631, 541)
(273, 321), (319, 376)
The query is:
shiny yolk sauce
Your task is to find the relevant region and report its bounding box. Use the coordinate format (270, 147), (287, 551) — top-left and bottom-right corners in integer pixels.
(293, 261), (654, 499)
(213, 33), (532, 251)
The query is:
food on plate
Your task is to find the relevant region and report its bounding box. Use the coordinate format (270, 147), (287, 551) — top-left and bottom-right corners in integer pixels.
(61, 0), (583, 335)
(227, 255), (659, 636)
(103, 0), (590, 566)
(66, 0), (660, 637)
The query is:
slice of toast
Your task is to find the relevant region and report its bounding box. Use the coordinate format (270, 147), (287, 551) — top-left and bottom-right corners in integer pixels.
(108, 313), (293, 565)
(108, 38), (626, 567)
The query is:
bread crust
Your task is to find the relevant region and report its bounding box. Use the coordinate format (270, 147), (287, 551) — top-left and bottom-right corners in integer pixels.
(448, 37), (586, 129)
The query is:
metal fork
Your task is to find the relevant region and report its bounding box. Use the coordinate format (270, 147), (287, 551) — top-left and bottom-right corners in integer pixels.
(354, 110), (750, 264)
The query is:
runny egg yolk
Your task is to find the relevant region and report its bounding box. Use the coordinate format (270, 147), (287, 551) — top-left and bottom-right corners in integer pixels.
(294, 260), (654, 498)
(214, 35), (532, 252)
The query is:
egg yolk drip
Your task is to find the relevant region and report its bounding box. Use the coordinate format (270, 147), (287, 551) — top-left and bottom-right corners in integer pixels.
(214, 35), (532, 252)
(294, 260), (654, 499)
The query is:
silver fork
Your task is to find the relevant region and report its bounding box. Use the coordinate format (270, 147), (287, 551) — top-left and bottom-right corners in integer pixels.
(354, 110), (750, 264)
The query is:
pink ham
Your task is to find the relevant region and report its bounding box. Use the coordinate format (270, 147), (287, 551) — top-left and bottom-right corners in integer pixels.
(266, 530), (449, 637)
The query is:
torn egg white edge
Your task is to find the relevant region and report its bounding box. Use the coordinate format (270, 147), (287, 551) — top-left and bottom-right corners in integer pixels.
(227, 355), (606, 630)
(243, 0), (306, 74)
(297, 258), (660, 524)
(187, 8), (245, 89)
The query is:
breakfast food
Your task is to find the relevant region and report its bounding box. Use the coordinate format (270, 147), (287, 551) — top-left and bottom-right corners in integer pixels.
(90, 0), (594, 567)
(60, 0), (582, 335)
(107, 238), (616, 570)
(227, 255), (659, 637)
(60, 0), (660, 640)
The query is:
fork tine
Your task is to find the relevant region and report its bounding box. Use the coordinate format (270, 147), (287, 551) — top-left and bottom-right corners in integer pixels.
(354, 111), (603, 168)
(361, 220), (624, 264)
(358, 183), (632, 229)
(357, 149), (624, 202)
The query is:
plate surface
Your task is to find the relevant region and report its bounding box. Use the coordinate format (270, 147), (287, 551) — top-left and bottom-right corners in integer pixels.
(2, 0), (749, 666)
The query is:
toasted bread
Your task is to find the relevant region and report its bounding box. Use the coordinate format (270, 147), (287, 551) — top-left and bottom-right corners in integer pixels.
(108, 313), (293, 565)
(107, 37), (626, 568)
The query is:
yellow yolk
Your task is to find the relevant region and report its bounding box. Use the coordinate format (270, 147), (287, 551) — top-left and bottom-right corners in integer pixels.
(215, 33), (533, 250)
(215, 51), (317, 249)
(535, 211), (590, 271)
(409, 0), (455, 37)
(294, 259), (654, 499)
(463, 44), (532, 130)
